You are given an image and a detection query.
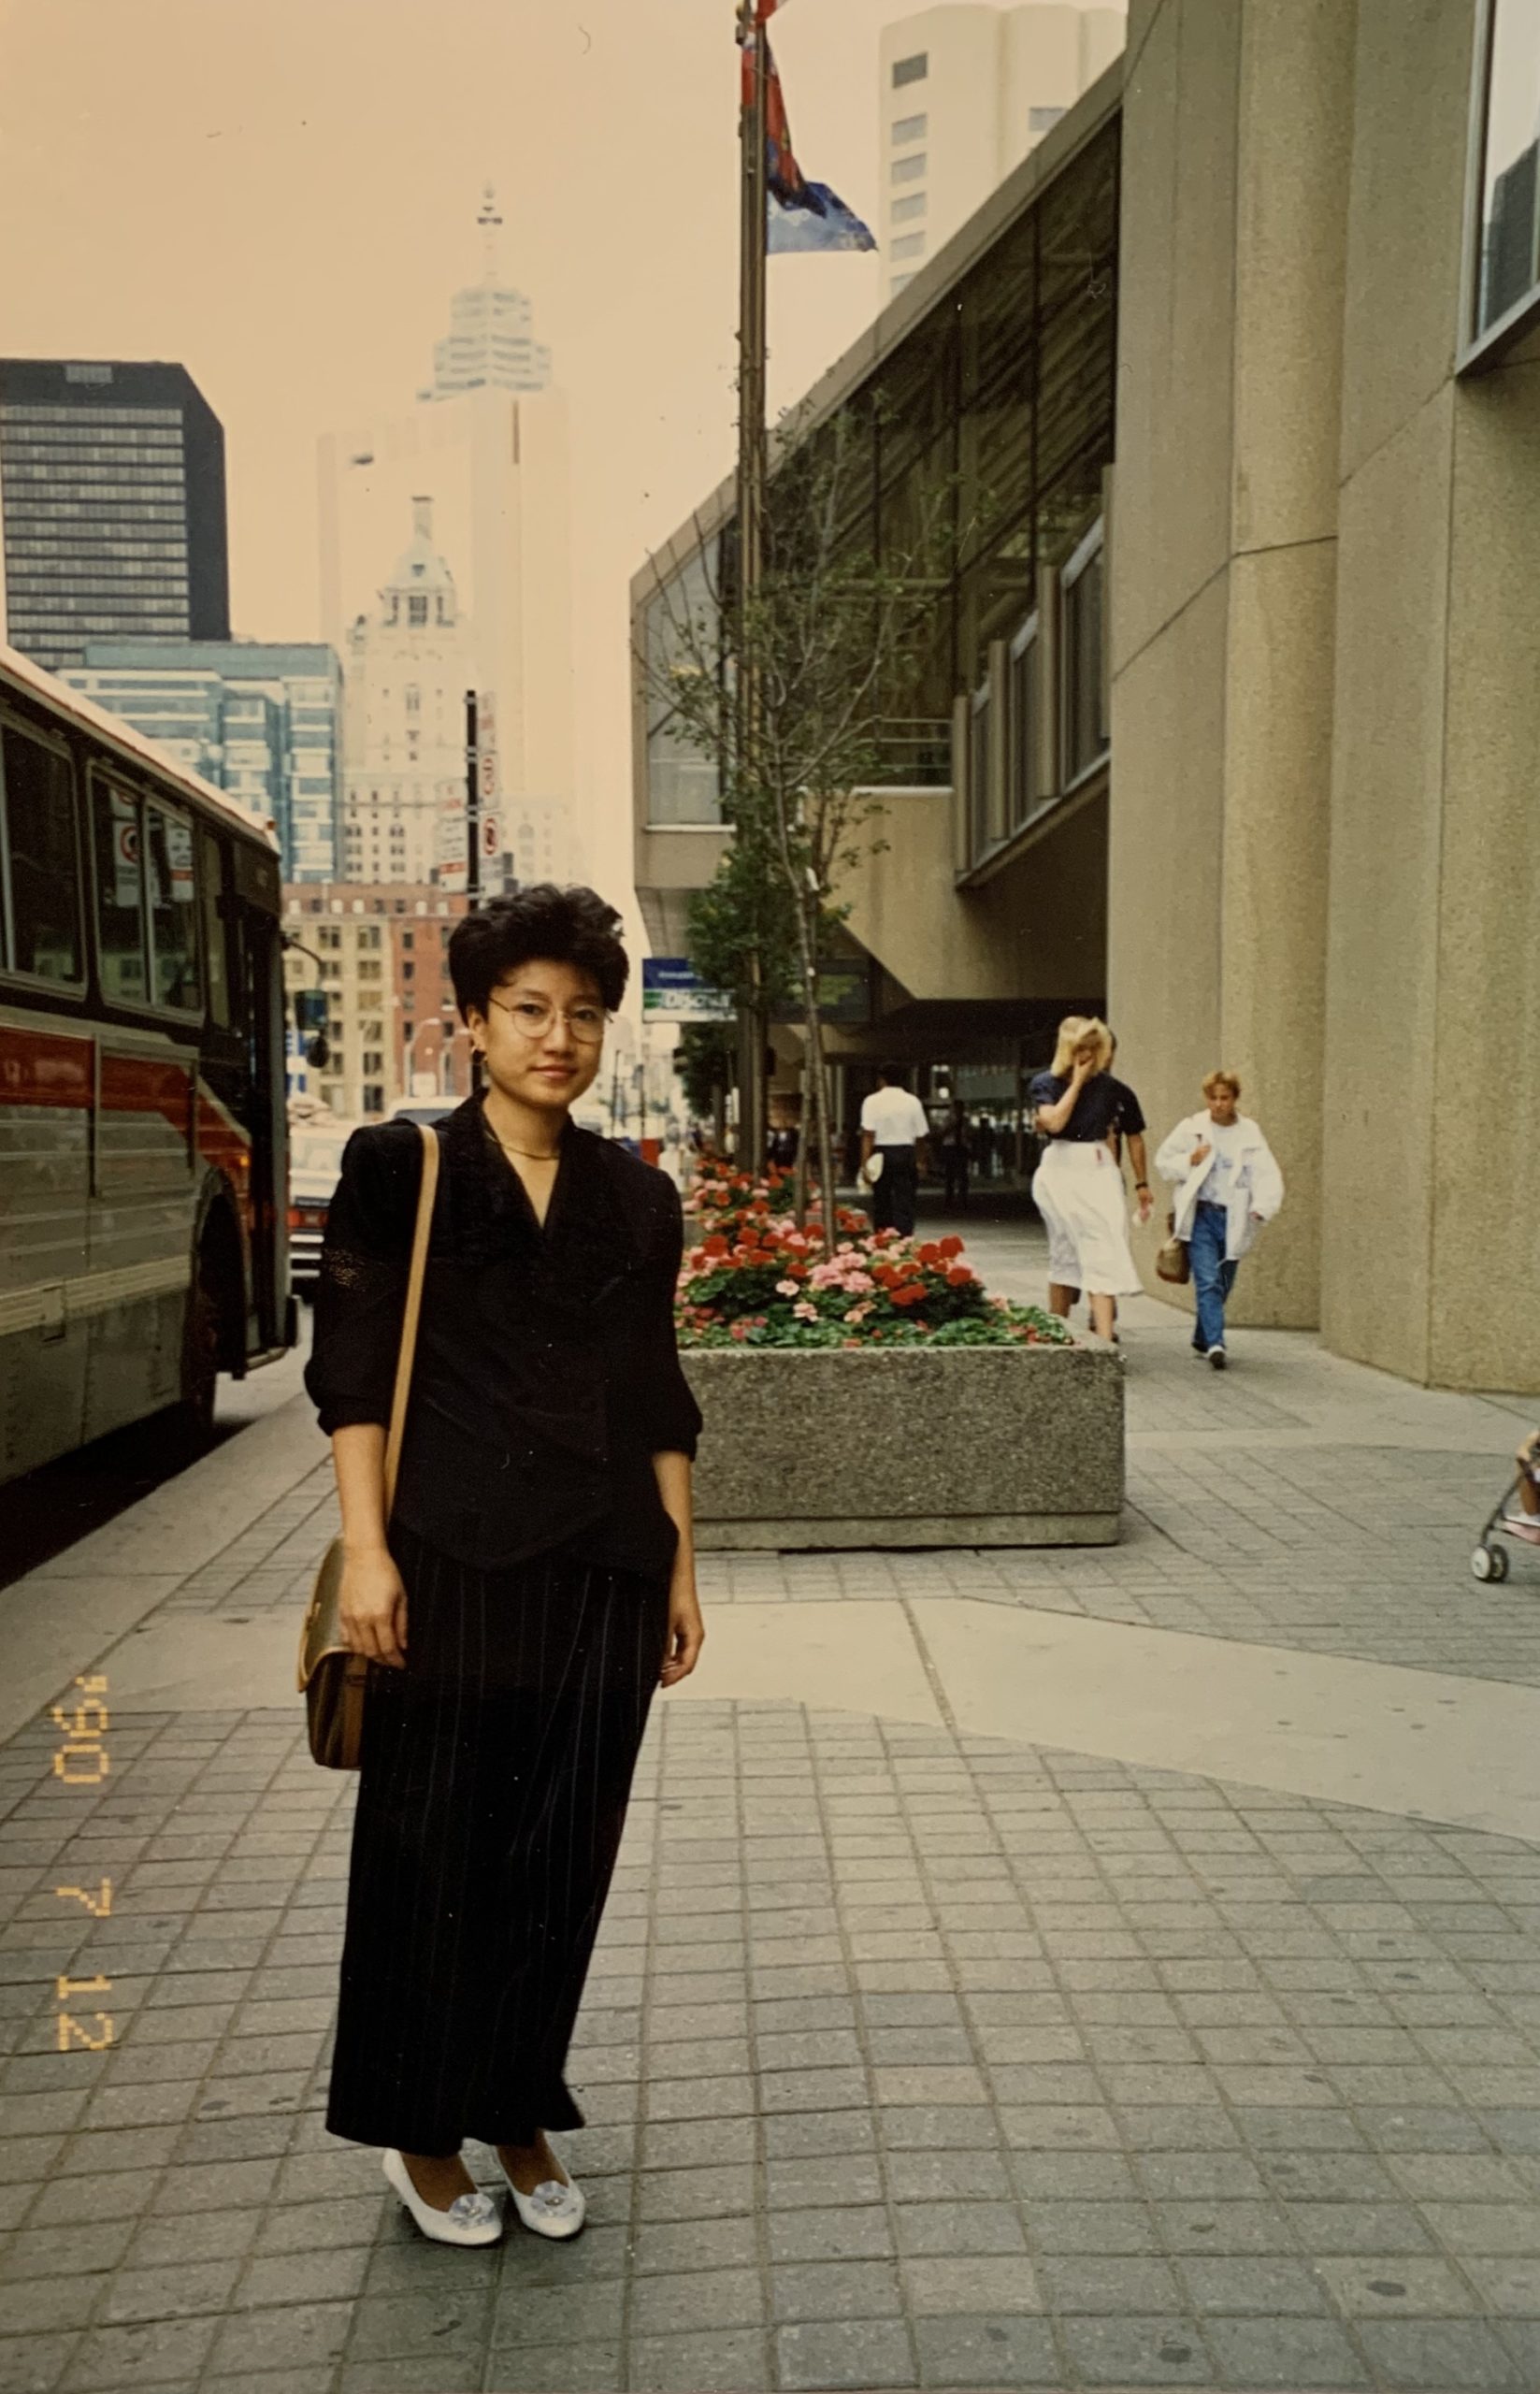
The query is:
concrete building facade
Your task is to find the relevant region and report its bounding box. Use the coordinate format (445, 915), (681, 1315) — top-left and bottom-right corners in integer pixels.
(282, 881), (471, 1118)
(0, 358), (230, 674)
(879, 4), (1125, 299)
(341, 497), (473, 886)
(636, 0), (1538, 1393)
(1106, 0), (1540, 1393)
(64, 639), (342, 883)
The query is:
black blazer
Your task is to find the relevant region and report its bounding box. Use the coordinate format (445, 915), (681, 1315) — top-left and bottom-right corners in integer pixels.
(304, 1096), (703, 1581)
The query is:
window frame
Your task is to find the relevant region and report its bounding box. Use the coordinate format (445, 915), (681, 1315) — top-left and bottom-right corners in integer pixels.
(1058, 517), (1109, 795)
(142, 794), (204, 1015)
(86, 762), (206, 1023)
(0, 707), (87, 995)
(1458, 0), (1540, 372)
(1006, 608), (1043, 835)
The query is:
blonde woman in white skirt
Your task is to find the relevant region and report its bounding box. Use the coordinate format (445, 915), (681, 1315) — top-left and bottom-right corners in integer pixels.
(1029, 1016), (1148, 1340)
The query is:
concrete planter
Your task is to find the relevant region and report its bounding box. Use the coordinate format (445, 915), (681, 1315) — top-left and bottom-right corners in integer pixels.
(681, 1342), (1123, 1550)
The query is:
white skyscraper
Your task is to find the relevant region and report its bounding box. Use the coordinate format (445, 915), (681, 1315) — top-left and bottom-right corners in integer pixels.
(319, 190), (577, 880)
(879, 4), (1125, 297)
(341, 497), (474, 885)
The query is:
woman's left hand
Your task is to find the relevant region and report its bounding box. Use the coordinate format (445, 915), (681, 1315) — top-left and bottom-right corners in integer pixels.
(660, 1583), (705, 1687)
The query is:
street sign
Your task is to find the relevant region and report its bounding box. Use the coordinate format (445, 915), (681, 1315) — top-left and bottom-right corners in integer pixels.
(641, 958), (734, 1021)
(481, 816), (498, 857)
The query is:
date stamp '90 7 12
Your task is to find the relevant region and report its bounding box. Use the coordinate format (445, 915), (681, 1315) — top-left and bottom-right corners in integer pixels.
(51, 1675), (114, 2054)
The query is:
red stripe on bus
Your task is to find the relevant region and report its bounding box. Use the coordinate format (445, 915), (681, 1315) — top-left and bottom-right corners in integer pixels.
(0, 1023), (93, 1104)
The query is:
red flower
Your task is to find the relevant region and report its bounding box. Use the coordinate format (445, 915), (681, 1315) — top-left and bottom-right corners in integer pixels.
(946, 1266), (974, 1287)
(938, 1234), (965, 1259)
(917, 1242), (943, 1266)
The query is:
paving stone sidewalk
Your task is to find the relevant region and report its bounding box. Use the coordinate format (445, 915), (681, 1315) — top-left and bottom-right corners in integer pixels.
(2, 1248), (1539, 2393)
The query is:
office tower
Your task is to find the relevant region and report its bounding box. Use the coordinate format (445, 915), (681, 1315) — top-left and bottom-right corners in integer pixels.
(64, 641), (343, 881)
(317, 191), (575, 858)
(879, 4), (1125, 296)
(342, 497), (475, 885)
(0, 358), (230, 672)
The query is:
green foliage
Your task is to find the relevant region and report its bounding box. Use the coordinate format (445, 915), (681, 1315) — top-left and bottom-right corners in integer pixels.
(675, 1023), (737, 1116)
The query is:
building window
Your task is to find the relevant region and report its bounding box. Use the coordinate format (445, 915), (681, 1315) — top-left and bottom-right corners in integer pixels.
(892, 113), (927, 145)
(892, 193), (928, 224)
(891, 154), (927, 186)
(1463, 0), (1540, 363)
(408, 595), (428, 626)
(891, 272), (917, 295)
(969, 676), (994, 861)
(891, 233), (927, 261)
(405, 685), (421, 714)
(1060, 521), (1108, 787)
(1006, 615), (1041, 832)
(1029, 106), (1067, 134)
(893, 50), (927, 87)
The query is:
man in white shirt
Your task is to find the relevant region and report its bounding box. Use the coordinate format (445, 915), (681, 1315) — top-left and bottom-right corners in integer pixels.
(859, 1068), (931, 1234)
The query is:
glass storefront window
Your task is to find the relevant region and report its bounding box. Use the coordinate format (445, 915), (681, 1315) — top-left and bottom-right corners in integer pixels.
(1466, 0), (1540, 357)
(1061, 525), (1107, 786)
(1007, 617), (1041, 832)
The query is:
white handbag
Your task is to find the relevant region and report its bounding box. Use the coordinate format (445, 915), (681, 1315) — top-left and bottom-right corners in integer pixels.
(860, 1150), (885, 1187)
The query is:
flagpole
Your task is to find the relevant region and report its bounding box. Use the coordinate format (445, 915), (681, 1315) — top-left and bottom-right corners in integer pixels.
(735, 0), (769, 1175)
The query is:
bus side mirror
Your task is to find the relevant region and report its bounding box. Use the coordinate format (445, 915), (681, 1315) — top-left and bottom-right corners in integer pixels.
(306, 1033), (331, 1069)
(294, 989), (328, 1035)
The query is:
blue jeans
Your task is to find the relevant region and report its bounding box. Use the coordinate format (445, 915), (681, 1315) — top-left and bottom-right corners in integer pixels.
(1189, 1201), (1238, 1351)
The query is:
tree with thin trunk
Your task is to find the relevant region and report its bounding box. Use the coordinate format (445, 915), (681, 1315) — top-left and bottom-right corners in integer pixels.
(637, 401), (954, 1248)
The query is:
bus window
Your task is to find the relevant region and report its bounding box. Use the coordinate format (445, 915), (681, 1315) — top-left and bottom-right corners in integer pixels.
(146, 800), (201, 1011)
(93, 776), (149, 1004)
(0, 722), (81, 983)
(199, 829), (233, 1027)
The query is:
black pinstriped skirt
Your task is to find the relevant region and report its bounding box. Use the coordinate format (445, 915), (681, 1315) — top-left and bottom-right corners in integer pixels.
(324, 1521), (669, 2156)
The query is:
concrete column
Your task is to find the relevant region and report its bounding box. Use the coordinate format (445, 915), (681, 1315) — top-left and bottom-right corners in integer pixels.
(1109, 0), (1355, 1328)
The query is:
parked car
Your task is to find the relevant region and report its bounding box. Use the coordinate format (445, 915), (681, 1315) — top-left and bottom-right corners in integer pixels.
(288, 1123), (353, 1292)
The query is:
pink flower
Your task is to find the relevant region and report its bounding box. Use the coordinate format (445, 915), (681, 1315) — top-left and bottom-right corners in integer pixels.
(792, 1301), (818, 1322)
(775, 1278), (799, 1297)
(847, 1302), (871, 1323)
(729, 1320), (751, 1341)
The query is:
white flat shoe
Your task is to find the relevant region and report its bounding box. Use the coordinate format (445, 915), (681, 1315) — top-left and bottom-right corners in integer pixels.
(382, 2146), (503, 2245)
(496, 2147), (586, 2239)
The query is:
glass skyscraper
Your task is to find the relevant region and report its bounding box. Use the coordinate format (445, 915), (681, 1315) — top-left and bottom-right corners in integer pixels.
(0, 358), (231, 674)
(63, 641), (343, 883)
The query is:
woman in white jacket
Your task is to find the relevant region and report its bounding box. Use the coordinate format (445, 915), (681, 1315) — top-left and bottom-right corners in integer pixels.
(1155, 1070), (1284, 1369)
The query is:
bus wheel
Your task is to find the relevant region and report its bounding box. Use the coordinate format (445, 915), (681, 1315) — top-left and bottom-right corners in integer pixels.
(174, 1249), (224, 1454)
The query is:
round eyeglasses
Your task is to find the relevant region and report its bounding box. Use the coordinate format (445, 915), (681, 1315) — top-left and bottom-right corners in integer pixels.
(488, 994), (608, 1045)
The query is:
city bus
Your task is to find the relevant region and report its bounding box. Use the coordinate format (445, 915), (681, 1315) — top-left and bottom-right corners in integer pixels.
(0, 641), (295, 1486)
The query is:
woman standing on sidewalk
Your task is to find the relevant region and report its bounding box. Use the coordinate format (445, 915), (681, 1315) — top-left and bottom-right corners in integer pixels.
(1155, 1068), (1284, 1367)
(1029, 1016), (1145, 1341)
(305, 886), (705, 2247)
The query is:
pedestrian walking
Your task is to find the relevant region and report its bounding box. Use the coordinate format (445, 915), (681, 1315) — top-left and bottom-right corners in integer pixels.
(859, 1066), (930, 1235)
(305, 886), (705, 2247)
(1062, 1033), (1154, 1335)
(1155, 1067), (1284, 1368)
(1029, 1016), (1144, 1341)
(939, 1100), (974, 1211)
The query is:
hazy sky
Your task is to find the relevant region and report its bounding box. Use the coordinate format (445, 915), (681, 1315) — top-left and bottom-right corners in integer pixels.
(0, 0), (957, 914)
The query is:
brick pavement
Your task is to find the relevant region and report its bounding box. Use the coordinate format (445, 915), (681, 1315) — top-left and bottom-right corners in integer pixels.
(2, 1238), (1539, 2392)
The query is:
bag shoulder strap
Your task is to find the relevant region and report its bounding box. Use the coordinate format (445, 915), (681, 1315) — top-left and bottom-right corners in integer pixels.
(382, 1121), (439, 1515)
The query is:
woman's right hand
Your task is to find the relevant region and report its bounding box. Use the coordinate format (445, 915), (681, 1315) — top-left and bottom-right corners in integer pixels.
(1190, 1140), (1212, 1167)
(339, 1546), (409, 1669)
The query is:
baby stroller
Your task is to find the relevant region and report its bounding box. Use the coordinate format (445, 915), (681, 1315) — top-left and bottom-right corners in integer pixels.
(1470, 1454), (1540, 1583)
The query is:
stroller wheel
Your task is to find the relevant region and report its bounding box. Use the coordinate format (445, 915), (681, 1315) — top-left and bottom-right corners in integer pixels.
(1471, 1543), (1508, 1584)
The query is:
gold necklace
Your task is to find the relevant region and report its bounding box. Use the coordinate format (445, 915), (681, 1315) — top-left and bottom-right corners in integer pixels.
(493, 1131), (561, 1163)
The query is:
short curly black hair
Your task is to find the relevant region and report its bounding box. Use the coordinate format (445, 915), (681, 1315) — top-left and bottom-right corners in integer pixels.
(448, 885), (629, 1021)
